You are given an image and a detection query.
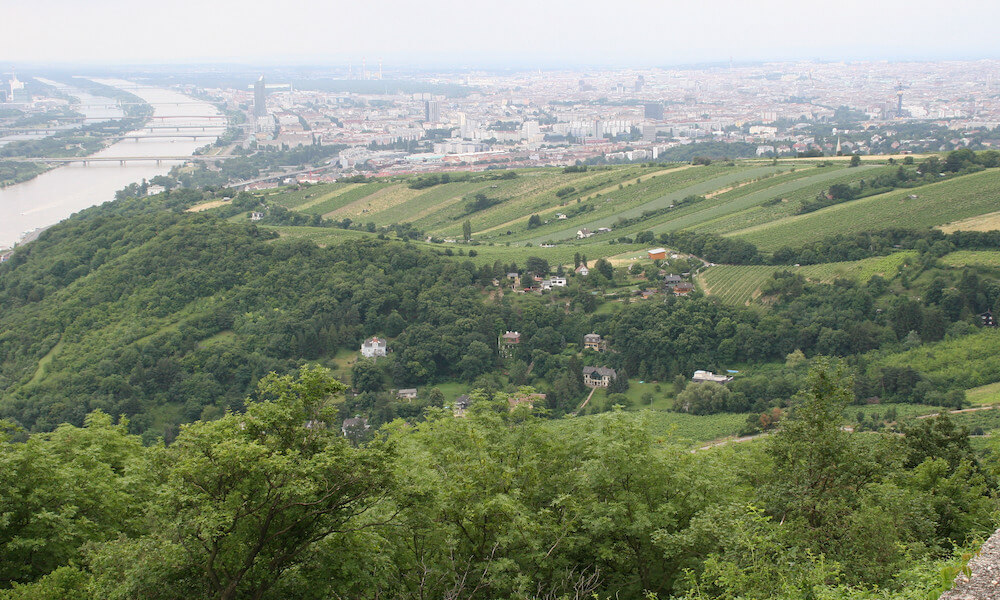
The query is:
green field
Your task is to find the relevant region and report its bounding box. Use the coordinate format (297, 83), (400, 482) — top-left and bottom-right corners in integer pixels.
(523, 165), (785, 244)
(940, 250), (1000, 268)
(967, 381), (1000, 406)
(690, 165), (891, 235)
(732, 169), (1000, 251)
(697, 252), (917, 305)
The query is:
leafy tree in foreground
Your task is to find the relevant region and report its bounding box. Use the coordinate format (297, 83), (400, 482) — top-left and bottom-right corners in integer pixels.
(92, 366), (394, 600)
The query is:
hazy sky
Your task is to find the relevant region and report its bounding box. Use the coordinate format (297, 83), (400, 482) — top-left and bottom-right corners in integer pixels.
(5, 0), (1000, 67)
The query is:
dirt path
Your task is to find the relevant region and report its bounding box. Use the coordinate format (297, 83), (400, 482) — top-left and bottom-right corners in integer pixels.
(571, 387), (598, 416)
(186, 199), (232, 212)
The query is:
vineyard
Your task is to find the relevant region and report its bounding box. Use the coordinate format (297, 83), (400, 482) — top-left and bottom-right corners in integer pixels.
(697, 252), (917, 305)
(733, 168), (1000, 250)
(940, 250), (1000, 268)
(691, 165), (892, 235)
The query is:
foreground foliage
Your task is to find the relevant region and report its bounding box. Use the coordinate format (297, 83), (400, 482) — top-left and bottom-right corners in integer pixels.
(0, 365), (995, 599)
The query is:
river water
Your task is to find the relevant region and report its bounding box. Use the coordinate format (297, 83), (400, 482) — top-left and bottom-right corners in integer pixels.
(0, 80), (224, 249)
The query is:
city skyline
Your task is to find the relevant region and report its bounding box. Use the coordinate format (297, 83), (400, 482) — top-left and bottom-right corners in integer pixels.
(4, 0), (1000, 66)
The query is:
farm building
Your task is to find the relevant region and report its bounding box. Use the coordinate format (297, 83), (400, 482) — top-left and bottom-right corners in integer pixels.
(648, 248), (667, 260)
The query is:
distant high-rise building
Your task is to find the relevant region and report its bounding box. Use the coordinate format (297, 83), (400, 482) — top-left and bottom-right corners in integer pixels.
(424, 100), (441, 123)
(253, 75), (267, 118)
(634, 75), (645, 92)
(643, 102), (664, 120)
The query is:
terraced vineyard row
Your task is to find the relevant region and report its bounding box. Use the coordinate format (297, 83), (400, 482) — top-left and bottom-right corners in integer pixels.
(698, 252), (917, 305)
(690, 165), (891, 235)
(940, 250), (1000, 268)
(732, 168), (1000, 251)
(523, 165), (784, 244)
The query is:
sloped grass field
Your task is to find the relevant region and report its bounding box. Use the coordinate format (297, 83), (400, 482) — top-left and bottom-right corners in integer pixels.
(940, 250), (1000, 268)
(697, 252), (916, 305)
(690, 164), (891, 235)
(524, 165), (784, 244)
(731, 168), (1000, 251)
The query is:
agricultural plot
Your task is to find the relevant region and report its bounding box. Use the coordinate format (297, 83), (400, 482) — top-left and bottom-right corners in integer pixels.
(732, 168), (1000, 251)
(321, 184), (425, 220)
(697, 265), (779, 305)
(939, 209), (1000, 233)
(298, 182), (393, 216)
(370, 180), (489, 227)
(267, 225), (379, 245)
(966, 382), (1000, 406)
(697, 252), (916, 305)
(940, 250), (1000, 268)
(471, 165), (728, 242)
(690, 165), (890, 235)
(421, 171), (603, 236)
(269, 182), (351, 210)
(522, 165), (784, 244)
(446, 241), (647, 268)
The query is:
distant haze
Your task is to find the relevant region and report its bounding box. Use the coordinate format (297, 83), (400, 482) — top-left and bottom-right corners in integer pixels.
(5, 0), (1000, 67)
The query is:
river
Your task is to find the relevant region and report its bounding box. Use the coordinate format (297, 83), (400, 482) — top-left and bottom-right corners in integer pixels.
(0, 80), (225, 249)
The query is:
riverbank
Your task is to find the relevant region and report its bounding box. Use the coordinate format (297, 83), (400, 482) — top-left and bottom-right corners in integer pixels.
(0, 81), (223, 248)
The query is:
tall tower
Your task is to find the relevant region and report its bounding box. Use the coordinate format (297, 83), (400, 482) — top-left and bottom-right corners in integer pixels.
(253, 75), (267, 118)
(896, 85), (904, 115)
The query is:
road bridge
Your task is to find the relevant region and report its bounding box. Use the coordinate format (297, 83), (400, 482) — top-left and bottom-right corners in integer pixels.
(15, 155), (229, 165)
(117, 132), (220, 141)
(67, 115), (227, 122)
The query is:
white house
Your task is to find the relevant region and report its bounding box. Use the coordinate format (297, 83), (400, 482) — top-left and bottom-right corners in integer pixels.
(692, 370), (733, 384)
(541, 276), (567, 290)
(361, 336), (388, 358)
(575, 265), (590, 276)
